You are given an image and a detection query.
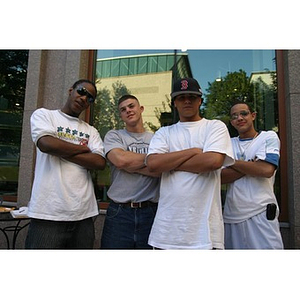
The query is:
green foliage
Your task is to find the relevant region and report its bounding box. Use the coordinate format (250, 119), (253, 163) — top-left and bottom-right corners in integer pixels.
(144, 96), (173, 132)
(204, 69), (278, 135)
(204, 70), (252, 123)
(0, 50), (28, 111)
(0, 50), (28, 194)
(93, 80), (131, 139)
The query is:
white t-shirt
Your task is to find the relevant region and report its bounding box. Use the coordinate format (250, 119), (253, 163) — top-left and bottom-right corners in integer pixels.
(223, 131), (280, 223)
(147, 119), (234, 249)
(28, 108), (105, 221)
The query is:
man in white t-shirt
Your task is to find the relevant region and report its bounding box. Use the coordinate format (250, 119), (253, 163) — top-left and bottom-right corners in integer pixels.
(221, 101), (283, 249)
(146, 78), (234, 249)
(25, 79), (106, 249)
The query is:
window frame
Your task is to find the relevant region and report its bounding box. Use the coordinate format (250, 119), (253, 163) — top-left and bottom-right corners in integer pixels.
(87, 50), (289, 220)
(275, 50), (288, 222)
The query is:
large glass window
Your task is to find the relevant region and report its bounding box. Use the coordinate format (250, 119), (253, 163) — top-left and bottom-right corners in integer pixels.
(92, 50), (280, 212)
(0, 50), (28, 204)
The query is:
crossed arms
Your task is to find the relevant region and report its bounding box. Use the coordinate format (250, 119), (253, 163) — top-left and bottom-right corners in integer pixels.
(146, 148), (225, 174)
(107, 148), (161, 177)
(221, 159), (276, 184)
(37, 135), (106, 170)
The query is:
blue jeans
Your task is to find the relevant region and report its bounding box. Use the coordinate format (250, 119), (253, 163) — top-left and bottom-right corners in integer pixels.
(25, 218), (95, 249)
(101, 202), (157, 249)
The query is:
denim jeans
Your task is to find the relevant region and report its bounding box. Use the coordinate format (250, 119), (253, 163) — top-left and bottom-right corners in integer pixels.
(101, 201), (157, 249)
(25, 217), (95, 249)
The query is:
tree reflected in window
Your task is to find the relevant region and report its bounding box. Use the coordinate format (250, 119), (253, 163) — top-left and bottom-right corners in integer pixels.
(0, 50), (28, 198)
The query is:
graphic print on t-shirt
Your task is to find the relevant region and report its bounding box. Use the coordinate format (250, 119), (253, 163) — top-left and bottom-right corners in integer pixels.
(127, 142), (149, 154)
(57, 126), (90, 146)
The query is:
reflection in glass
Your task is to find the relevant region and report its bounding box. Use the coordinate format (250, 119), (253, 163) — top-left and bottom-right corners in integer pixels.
(95, 51), (192, 135)
(0, 50), (28, 200)
(92, 49), (278, 205)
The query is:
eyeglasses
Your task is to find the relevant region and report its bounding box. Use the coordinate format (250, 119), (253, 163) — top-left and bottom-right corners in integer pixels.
(76, 86), (95, 103)
(230, 110), (250, 120)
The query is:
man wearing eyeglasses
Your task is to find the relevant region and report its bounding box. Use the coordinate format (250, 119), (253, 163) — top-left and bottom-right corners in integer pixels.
(25, 79), (106, 249)
(145, 78), (234, 249)
(221, 101), (283, 249)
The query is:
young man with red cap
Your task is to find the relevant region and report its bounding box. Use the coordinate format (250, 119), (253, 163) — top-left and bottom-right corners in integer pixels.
(146, 78), (234, 249)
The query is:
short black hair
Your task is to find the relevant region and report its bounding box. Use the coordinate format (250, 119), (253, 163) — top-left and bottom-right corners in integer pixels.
(230, 101), (254, 114)
(118, 94), (139, 106)
(72, 79), (97, 96)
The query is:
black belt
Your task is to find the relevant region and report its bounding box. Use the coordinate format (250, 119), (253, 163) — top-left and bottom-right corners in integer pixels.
(112, 201), (158, 209)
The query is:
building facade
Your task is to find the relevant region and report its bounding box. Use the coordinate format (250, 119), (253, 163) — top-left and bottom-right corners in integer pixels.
(1, 50), (300, 249)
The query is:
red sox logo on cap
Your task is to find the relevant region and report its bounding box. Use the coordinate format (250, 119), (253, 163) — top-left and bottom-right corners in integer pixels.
(181, 80), (189, 90)
(171, 77), (202, 100)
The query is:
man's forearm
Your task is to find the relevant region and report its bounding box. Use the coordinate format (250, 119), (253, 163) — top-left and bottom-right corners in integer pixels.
(107, 149), (146, 172)
(133, 166), (161, 178)
(147, 148), (201, 173)
(175, 152), (225, 174)
(37, 135), (105, 170)
(65, 152), (106, 170)
(221, 166), (244, 184)
(37, 135), (90, 158)
(231, 160), (276, 178)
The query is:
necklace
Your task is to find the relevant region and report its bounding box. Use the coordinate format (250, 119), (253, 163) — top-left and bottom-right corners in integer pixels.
(237, 132), (258, 161)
